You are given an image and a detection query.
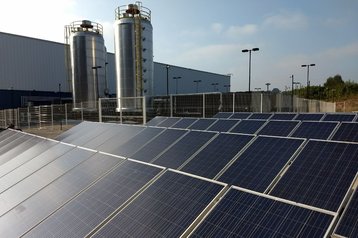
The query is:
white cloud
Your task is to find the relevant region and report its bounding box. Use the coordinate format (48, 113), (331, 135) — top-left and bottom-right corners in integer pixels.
(226, 24), (258, 37)
(264, 11), (308, 30)
(318, 42), (358, 59)
(211, 23), (223, 34)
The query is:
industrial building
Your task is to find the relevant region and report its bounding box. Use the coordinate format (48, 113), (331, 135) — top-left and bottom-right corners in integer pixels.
(0, 30), (230, 109)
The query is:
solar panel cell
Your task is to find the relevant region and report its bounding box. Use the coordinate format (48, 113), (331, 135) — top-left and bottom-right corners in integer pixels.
(229, 119), (266, 134)
(291, 121), (338, 139)
(206, 119), (240, 132)
(188, 118), (217, 130)
(171, 118), (198, 129)
(257, 120), (299, 136)
(156, 117), (182, 127)
(334, 189), (358, 237)
(213, 112), (233, 118)
(229, 112), (251, 119)
(145, 116), (167, 126)
(295, 113), (325, 121)
(248, 113), (273, 120)
(271, 113), (297, 120)
(331, 122), (358, 142)
(323, 113), (356, 122)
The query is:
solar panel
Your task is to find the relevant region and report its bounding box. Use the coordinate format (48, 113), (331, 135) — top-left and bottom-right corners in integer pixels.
(206, 119), (240, 132)
(0, 153), (123, 238)
(130, 128), (188, 162)
(55, 121), (90, 141)
(153, 131), (217, 169)
(213, 112), (233, 118)
(108, 127), (165, 157)
(248, 113), (273, 120)
(270, 140), (358, 211)
(218, 136), (305, 192)
(331, 122), (358, 142)
(23, 160), (162, 238)
(322, 113), (356, 122)
(0, 147), (96, 216)
(270, 113), (297, 120)
(180, 133), (254, 179)
(188, 118), (218, 130)
(295, 113), (325, 121)
(190, 187), (334, 237)
(145, 116), (167, 126)
(257, 120), (300, 137)
(0, 133), (31, 156)
(291, 121), (339, 139)
(229, 119), (266, 134)
(229, 112), (251, 119)
(333, 189), (358, 238)
(156, 117), (182, 127)
(171, 117), (198, 129)
(90, 170), (225, 238)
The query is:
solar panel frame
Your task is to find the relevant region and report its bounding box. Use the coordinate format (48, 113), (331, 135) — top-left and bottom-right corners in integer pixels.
(322, 113), (356, 122)
(290, 121), (340, 139)
(212, 112), (233, 118)
(188, 118), (218, 130)
(156, 117), (182, 127)
(270, 139), (358, 212)
(270, 113), (298, 120)
(206, 119), (240, 132)
(247, 113), (273, 120)
(229, 112), (252, 119)
(189, 186), (335, 238)
(331, 122), (358, 142)
(257, 120), (300, 137)
(89, 169), (226, 238)
(171, 117), (198, 129)
(294, 113), (325, 121)
(145, 116), (167, 126)
(229, 119), (267, 134)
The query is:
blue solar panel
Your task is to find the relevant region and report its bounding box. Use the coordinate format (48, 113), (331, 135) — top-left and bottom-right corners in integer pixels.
(334, 189), (358, 238)
(181, 133), (254, 178)
(322, 113), (356, 122)
(145, 116), (167, 126)
(271, 113), (297, 120)
(206, 119), (240, 132)
(291, 121), (339, 139)
(213, 112), (233, 118)
(188, 118), (218, 130)
(218, 136), (304, 192)
(156, 117), (182, 127)
(270, 140), (358, 211)
(23, 160), (162, 238)
(191, 187), (334, 238)
(295, 113), (325, 121)
(0, 153), (123, 238)
(248, 113), (273, 120)
(229, 112), (251, 119)
(171, 118), (198, 129)
(153, 131), (217, 169)
(229, 119), (266, 134)
(91, 171), (224, 238)
(110, 127), (165, 157)
(130, 129), (188, 162)
(331, 122), (358, 142)
(257, 120), (299, 137)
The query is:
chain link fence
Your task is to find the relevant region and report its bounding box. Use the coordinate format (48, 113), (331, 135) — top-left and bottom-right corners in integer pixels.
(0, 92), (336, 130)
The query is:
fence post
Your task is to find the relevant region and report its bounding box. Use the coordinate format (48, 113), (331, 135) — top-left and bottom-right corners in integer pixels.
(232, 93), (235, 113)
(51, 104), (54, 130)
(65, 104), (68, 125)
(260, 93), (263, 113)
(202, 93), (206, 118)
(143, 96), (147, 125)
(81, 102), (84, 121)
(17, 108), (20, 128)
(170, 95), (173, 117)
(27, 106), (31, 129)
(4, 110), (7, 127)
(98, 98), (102, 122)
(39, 106), (42, 129)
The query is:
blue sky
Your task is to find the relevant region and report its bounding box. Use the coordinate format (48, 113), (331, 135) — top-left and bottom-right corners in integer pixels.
(0, 0), (357, 91)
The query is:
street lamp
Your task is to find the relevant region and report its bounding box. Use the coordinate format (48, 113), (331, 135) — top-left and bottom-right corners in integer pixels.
(211, 83), (219, 92)
(224, 84), (231, 93)
(173, 76), (182, 94)
(242, 47), (259, 92)
(193, 80), (201, 93)
(265, 83), (271, 92)
(301, 63), (315, 99)
(92, 66), (102, 98)
(166, 65), (170, 95)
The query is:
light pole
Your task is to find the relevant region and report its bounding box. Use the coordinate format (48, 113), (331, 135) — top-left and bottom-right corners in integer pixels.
(301, 63), (315, 99)
(242, 47), (259, 92)
(173, 76), (182, 94)
(211, 83), (219, 92)
(166, 65), (170, 95)
(290, 75), (294, 112)
(265, 83), (271, 92)
(92, 66), (102, 98)
(224, 84), (230, 93)
(193, 80), (201, 93)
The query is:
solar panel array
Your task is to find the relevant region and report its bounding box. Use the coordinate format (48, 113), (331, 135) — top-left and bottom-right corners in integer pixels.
(0, 111), (357, 237)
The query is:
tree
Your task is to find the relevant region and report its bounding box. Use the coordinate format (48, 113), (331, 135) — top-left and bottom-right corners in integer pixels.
(324, 75), (345, 100)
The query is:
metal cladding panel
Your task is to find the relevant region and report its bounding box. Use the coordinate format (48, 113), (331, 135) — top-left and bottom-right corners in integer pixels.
(70, 31), (106, 109)
(0, 153), (123, 238)
(270, 140), (358, 211)
(92, 171), (224, 238)
(0, 32), (68, 92)
(24, 160), (162, 238)
(334, 189), (358, 237)
(191, 188), (333, 237)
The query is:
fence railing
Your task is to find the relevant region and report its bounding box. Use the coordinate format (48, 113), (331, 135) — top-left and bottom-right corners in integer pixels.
(0, 92), (336, 130)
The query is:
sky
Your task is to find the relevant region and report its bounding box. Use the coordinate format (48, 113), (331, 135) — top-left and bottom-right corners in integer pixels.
(0, 0), (357, 92)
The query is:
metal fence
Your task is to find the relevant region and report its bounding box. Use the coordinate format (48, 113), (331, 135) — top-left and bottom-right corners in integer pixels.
(0, 92), (336, 129)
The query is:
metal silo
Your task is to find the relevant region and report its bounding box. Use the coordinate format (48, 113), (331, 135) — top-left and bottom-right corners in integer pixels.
(65, 20), (107, 111)
(114, 2), (153, 111)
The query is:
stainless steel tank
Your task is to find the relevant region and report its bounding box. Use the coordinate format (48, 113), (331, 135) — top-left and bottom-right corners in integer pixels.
(114, 2), (153, 111)
(65, 20), (107, 111)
